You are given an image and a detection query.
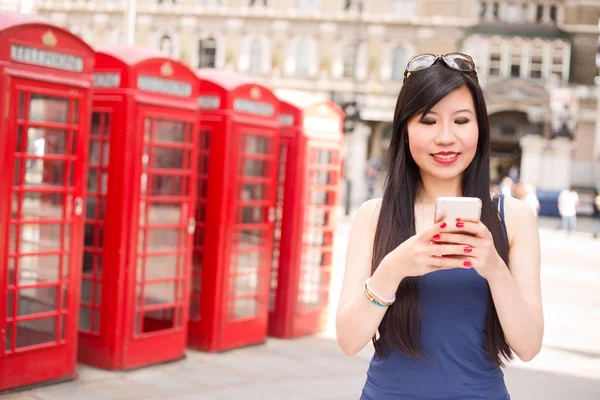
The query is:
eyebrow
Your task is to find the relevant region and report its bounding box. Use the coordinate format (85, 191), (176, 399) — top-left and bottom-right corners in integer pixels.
(425, 109), (475, 116)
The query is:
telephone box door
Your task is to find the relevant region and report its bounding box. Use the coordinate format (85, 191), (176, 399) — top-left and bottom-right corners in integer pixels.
(123, 105), (196, 367)
(222, 125), (278, 346)
(0, 77), (87, 388)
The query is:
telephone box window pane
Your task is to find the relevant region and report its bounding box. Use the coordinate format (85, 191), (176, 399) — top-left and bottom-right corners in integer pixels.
(17, 224), (63, 253)
(89, 141), (101, 165)
(151, 147), (185, 169)
(150, 175), (187, 196)
(81, 279), (92, 303)
(21, 192), (64, 220)
(240, 207), (263, 223)
(7, 290), (14, 318)
(95, 284), (102, 304)
(102, 143), (110, 165)
(145, 255), (178, 281)
(62, 284), (68, 309)
(18, 254), (60, 284)
(312, 191), (330, 205)
(142, 308), (176, 333)
(93, 310), (101, 333)
(315, 171), (332, 185)
(147, 229), (180, 252)
(317, 149), (333, 164)
(16, 317), (57, 348)
(5, 323), (13, 351)
(244, 136), (269, 154)
(155, 120), (186, 143)
(18, 92), (26, 119)
(17, 286), (59, 316)
(71, 132), (78, 156)
(143, 282), (176, 306)
(91, 113), (102, 135)
(236, 252), (260, 271)
(80, 307), (91, 331)
(304, 231), (326, 246)
(231, 298), (257, 320)
(235, 275), (258, 296)
(87, 169), (98, 192)
(60, 316), (66, 341)
(241, 183), (265, 200)
(14, 159), (22, 186)
(8, 259), (16, 285)
(238, 230), (261, 248)
(24, 160), (66, 187)
(243, 159), (266, 177)
(25, 128), (68, 155)
(29, 95), (69, 124)
(148, 202), (182, 225)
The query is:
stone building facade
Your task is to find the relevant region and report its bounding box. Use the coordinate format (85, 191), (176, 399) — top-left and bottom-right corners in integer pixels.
(31, 0), (600, 208)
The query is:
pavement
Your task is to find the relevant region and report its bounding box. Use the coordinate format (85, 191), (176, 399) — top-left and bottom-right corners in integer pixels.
(1, 214), (599, 400)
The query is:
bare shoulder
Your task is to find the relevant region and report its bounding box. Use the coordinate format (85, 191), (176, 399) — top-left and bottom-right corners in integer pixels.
(353, 198), (382, 229)
(502, 195), (538, 246)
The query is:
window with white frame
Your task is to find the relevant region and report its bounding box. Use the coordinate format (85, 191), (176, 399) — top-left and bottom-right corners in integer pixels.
(479, 1), (487, 19)
(489, 39), (502, 77)
(529, 41), (544, 79)
(296, 0), (317, 9)
(391, 45), (408, 81)
(343, 43), (357, 77)
(510, 39), (523, 78)
(198, 37), (217, 68)
(550, 40), (565, 80)
(295, 39), (310, 76)
(391, 0), (416, 15)
(505, 3), (519, 23)
(249, 39), (262, 73)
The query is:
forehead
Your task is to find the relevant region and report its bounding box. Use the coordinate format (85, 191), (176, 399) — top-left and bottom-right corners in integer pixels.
(430, 86), (474, 111)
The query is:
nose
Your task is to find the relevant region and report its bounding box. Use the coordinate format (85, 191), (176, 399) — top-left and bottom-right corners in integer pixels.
(434, 123), (457, 146)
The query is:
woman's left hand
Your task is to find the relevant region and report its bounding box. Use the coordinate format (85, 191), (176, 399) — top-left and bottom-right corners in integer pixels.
(431, 219), (507, 281)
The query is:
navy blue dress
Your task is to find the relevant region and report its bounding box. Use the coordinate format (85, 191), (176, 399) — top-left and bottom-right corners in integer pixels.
(361, 195), (510, 400)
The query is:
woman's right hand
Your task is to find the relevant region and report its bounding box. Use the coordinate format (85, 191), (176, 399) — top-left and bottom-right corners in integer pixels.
(380, 221), (471, 280)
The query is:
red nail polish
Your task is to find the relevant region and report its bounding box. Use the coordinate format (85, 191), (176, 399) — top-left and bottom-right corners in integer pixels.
(464, 261), (472, 267)
(456, 218), (461, 221)
(432, 234), (441, 240)
(464, 247), (472, 253)
(456, 222), (464, 228)
(440, 222), (447, 229)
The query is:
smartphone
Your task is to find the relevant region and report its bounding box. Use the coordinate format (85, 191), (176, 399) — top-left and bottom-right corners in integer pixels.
(434, 197), (482, 233)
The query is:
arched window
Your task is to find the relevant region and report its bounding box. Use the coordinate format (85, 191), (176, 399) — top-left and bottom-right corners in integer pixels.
(391, 45), (407, 81)
(295, 40), (310, 76)
(249, 39), (262, 73)
(159, 34), (174, 57)
(198, 37), (217, 68)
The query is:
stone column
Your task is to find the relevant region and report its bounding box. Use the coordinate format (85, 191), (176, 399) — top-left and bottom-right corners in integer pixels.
(341, 122), (371, 210)
(519, 134), (545, 187)
(544, 137), (576, 191)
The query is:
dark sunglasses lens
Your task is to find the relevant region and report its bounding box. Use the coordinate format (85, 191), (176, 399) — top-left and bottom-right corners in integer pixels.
(443, 54), (474, 71)
(407, 55), (437, 72)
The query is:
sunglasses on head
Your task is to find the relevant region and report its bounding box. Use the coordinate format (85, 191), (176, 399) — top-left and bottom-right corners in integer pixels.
(403, 53), (478, 84)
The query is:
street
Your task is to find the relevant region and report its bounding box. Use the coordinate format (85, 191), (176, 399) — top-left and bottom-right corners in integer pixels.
(1, 214), (599, 400)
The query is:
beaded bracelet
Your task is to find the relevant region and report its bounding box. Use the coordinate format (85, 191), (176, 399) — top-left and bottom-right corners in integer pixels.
(366, 278), (396, 304)
(363, 279), (395, 308)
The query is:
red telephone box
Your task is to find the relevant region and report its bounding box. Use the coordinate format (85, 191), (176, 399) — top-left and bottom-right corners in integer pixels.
(77, 46), (198, 369)
(188, 69), (279, 352)
(0, 13), (94, 390)
(269, 90), (344, 339)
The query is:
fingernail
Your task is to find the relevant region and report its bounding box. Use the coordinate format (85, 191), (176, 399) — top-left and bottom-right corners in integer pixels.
(440, 222), (447, 229)
(456, 218), (461, 221)
(456, 222), (464, 228)
(464, 261), (472, 267)
(432, 234), (441, 240)
(464, 247), (472, 253)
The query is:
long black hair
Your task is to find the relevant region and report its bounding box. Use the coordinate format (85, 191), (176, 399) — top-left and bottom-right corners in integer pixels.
(371, 60), (512, 366)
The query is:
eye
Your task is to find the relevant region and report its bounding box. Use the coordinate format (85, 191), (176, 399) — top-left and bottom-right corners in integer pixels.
(455, 118), (470, 125)
(420, 118), (436, 125)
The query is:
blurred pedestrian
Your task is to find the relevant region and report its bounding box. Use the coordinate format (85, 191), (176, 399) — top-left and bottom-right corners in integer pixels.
(592, 188), (600, 239)
(523, 183), (540, 216)
(336, 54), (542, 400)
(499, 176), (513, 197)
(508, 165), (519, 183)
(557, 186), (579, 236)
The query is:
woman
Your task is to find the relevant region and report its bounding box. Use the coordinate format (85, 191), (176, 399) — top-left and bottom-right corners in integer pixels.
(335, 54), (543, 399)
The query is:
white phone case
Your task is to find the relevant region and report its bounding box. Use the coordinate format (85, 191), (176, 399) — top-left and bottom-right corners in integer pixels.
(434, 197), (482, 231)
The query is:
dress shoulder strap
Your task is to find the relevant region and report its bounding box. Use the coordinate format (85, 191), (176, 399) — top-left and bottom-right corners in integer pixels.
(493, 193), (509, 245)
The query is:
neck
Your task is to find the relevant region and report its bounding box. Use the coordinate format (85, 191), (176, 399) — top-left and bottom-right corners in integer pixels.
(417, 173), (463, 205)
